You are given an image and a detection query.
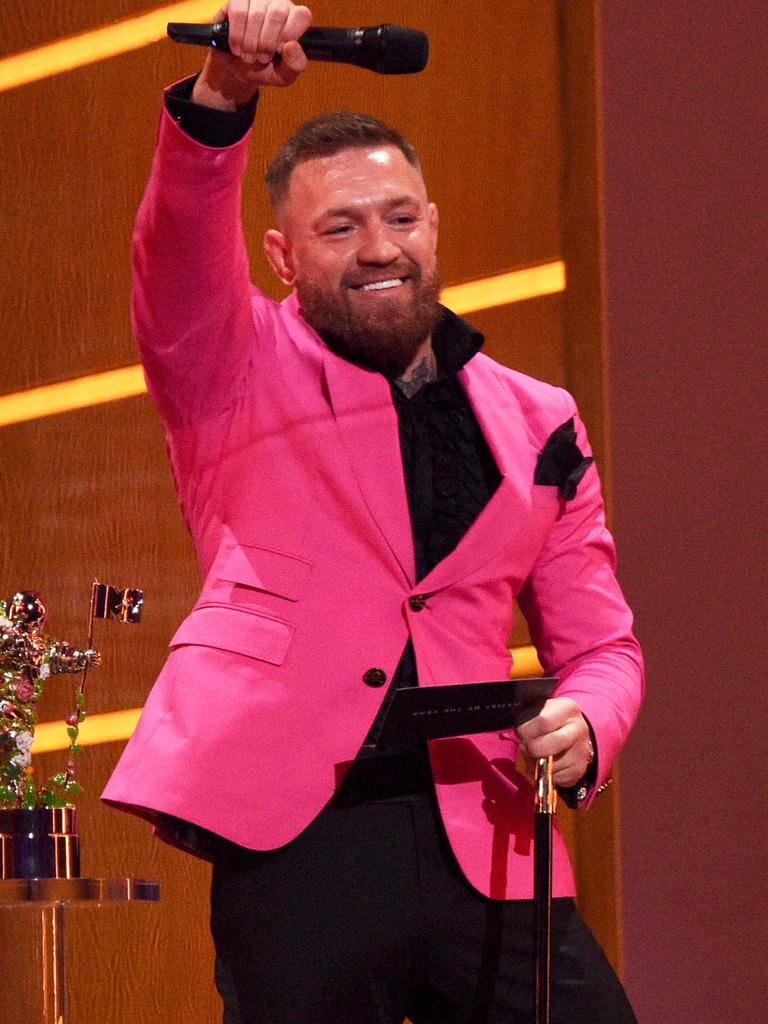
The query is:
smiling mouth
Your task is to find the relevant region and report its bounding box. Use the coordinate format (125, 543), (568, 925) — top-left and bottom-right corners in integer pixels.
(351, 278), (406, 292)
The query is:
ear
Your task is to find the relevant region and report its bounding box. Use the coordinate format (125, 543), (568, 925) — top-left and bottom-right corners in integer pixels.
(427, 202), (439, 251)
(263, 229), (296, 286)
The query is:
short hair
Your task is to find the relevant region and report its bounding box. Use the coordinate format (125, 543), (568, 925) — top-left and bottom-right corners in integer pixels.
(264, 111), (422, 213)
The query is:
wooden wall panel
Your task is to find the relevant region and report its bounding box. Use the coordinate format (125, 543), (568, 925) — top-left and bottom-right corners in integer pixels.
(0, 3), (168, 57)
(2, 0), (566, 391)
(555, 0), (623, 970)
(0, 398), (197, 717)
(470, 295), (567, 389)
(1, 2), (618, 1019)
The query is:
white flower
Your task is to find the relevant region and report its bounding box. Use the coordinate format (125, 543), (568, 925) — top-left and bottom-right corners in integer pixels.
(11, 749), (31, 769)
(38, 663), (51, 680)
(10, 733), (33, 769)
(15, 731), (34, 754)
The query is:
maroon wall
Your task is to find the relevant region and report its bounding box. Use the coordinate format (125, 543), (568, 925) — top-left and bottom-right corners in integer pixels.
(599, 3), (767, 1021)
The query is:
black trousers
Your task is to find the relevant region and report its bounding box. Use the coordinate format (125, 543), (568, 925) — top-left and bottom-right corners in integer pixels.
(210, 758), (637, 1024)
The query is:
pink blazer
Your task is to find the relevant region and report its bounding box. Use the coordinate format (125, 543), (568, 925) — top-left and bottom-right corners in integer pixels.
(102, 106), (644, 900)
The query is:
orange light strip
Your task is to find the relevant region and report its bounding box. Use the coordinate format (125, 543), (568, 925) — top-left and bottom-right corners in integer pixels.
(0, 262), (564, 428)
(442, 260), (566, 315)
(32, 708), (143, 755)
(0, 1), (214, 93)
(0, 365), (146, 428)
(510, 644), (544, 679)
(30, 647), (542, 754)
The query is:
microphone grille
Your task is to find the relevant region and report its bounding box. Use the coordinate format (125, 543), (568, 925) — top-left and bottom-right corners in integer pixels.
(373, 25), (429, 75)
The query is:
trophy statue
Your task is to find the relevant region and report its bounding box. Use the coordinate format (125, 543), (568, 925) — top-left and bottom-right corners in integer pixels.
(0, 582), (142, 879)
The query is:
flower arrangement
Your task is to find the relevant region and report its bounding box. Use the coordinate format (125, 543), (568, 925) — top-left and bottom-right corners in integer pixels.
(0, 592), (99, 809)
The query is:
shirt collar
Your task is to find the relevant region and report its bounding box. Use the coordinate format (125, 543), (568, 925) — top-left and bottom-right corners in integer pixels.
(430, 305), (485, 379)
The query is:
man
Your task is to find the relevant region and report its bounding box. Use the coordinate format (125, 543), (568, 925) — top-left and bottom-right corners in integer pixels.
(103, 2), (643, 1021)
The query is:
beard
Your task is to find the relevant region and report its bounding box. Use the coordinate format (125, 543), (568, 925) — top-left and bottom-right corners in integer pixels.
(297, 261), (442, 378)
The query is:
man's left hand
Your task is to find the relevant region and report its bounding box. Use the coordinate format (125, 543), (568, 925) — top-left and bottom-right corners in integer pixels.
(512, 697), (594, 787)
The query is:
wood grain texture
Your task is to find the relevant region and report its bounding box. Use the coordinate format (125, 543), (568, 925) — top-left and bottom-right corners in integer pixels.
(0, 904), (52, 1019)
(0, 1), (164, 57)
(555, 0), (624, 972)
(0, 2), (623, 1018)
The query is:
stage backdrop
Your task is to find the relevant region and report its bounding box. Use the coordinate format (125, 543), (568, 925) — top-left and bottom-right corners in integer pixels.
(600, 2), (767, 1022)
(0, 2), (623, 1020)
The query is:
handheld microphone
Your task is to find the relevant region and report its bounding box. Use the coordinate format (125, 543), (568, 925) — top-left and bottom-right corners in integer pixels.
(166, 21), (429, 75)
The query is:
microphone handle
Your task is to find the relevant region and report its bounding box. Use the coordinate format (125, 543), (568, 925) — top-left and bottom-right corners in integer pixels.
(300, 27), (365, 64)
(168, 22), (370, 64)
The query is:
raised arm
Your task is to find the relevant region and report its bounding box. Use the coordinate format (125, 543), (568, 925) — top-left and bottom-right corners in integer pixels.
(132, 1), (312, 428)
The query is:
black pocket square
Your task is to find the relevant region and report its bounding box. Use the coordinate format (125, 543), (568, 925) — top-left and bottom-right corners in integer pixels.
(534, 417), (594, 501)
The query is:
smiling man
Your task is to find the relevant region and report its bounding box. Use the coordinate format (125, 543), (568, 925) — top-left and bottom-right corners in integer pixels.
(103, 2), (643, 1022)
(264, 129), (442, 381)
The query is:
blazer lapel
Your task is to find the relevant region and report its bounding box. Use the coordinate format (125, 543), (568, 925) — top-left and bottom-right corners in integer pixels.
(320, 325), (545, 595)
(322, 350), (415, 586)
(418, 363), (543, 593)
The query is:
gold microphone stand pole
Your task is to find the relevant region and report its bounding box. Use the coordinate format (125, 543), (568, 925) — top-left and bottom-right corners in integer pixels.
(533, 755), (557, 1024)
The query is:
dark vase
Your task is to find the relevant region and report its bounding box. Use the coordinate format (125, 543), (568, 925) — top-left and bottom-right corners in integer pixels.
(0, 806), (80, 879)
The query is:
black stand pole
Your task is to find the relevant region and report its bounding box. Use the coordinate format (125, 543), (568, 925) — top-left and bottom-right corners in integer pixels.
(534, 755), (557, 1024)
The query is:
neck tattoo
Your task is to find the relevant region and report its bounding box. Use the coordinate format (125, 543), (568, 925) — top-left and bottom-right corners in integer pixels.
(394, 351), (438, 398)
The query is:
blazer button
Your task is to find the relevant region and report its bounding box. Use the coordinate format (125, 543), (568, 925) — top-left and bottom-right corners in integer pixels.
(408, 594), (427, 611)
(363, 667), (387, 688)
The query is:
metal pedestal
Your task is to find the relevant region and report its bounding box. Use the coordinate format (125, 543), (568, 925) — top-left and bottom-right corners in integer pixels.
(0, 877), (160, 1023)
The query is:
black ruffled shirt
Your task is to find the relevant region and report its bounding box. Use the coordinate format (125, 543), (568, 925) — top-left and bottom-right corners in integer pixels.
(359, 312), (501, 750)
(392, 312), (500, 583)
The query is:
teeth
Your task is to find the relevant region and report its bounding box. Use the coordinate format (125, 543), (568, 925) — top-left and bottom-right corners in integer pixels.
(358, 279), (403, 291)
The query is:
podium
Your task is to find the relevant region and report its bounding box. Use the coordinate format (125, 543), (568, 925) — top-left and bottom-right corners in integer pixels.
(0, 877), (160, 1023)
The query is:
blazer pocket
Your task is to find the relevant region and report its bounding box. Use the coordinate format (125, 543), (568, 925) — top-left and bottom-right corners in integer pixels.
(215, 543), (312, 602)
(169, 605), (294, 666)
(530, 484), (561, 509)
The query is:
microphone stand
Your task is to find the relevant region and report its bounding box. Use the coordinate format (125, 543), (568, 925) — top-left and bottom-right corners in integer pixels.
(533, 756), (557, 1024)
